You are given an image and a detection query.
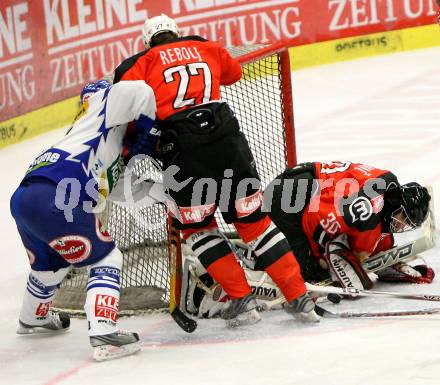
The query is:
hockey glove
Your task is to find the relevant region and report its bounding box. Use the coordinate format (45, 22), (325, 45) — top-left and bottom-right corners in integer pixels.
(325, 234), (373, 290)
(122, 123), (160, 164)
(377, 262), (435, 284)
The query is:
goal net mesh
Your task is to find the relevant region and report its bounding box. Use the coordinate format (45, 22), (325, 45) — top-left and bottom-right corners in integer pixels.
(53, 44), (294, 315)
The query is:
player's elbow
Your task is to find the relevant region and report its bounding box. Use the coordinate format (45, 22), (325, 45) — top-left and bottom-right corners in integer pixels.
(222, 66), (242, 86)
(106, 81), (156, 126)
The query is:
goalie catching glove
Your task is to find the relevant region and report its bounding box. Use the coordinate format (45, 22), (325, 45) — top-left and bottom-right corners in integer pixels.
(377, 262), (435, 284)
(324, 234), (373, 290)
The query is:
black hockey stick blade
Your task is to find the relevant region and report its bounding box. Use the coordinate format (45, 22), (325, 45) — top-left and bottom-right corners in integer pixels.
(171, 307), (197, 333)
(315, 304), (440, 318)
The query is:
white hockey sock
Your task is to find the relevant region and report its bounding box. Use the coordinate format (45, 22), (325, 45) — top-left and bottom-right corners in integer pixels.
(84, 248), (123, 337)
(19, 267), (70, 326)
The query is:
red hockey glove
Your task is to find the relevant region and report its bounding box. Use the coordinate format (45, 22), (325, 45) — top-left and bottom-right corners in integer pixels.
(325, 234), (373, 290)
(377, 263), (435, 284)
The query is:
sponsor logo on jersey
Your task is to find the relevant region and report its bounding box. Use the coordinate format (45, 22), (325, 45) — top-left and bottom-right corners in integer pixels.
(349, 196), (373, 222)
(49, 235), (92, 263)
(320, 161), (351, 174)
(26, 151), (61, 174)
(177, 203), (216, 224)
(95, 294), (118, 322)
(35, 302), (52, 318)
(371, 194), (384, 213)
(106, 155), (123, 194)
(95, 217), (113, 243)
(235, 190), (263, 218)
(91, 266), (120, 277)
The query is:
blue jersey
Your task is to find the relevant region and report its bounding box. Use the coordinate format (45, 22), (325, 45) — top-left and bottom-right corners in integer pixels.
(23, 81), (157, 202)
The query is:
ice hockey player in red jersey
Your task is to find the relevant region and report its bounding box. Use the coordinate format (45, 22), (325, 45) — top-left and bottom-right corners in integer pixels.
(115, 14), (319, 325)
(266, 161), (434, 290)
(182, 161), (433, 318)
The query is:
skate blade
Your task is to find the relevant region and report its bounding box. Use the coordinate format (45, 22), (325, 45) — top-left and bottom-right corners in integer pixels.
(93, 341), (141, 362)
(226, 309), (262, 328)
(292, 310), (320, 323)
(16, 325), (70, 335)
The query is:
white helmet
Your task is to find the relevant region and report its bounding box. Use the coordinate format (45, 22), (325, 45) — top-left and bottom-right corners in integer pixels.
(142, 14), (179, 48)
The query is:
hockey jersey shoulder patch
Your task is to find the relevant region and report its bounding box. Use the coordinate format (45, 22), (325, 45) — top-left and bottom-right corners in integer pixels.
(25, 149), (67, 175)
(341, 192), (381, 231)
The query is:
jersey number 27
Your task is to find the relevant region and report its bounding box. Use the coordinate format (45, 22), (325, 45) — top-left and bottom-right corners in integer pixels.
(164, 63), (212, 109)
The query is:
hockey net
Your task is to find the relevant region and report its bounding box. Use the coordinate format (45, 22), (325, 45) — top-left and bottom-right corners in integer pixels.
(52, 43), (297, 315)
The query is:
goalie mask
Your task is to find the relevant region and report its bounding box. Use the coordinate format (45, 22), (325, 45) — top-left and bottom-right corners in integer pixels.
(383, 183), (430, 233)
(142, 14), (180, 48)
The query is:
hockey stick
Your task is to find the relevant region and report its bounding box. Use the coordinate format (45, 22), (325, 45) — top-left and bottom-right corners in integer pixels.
(314, 304), (440, 318)
(258, 295), (440, 318)
(168, 218), (197, 333)
(258, 283), (440, 318)
(306, 283), (440, 302)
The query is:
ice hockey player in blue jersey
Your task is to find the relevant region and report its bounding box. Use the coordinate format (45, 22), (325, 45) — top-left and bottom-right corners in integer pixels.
(10, 79), (159, 361)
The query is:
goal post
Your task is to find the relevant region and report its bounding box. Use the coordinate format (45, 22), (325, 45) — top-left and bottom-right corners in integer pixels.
(233, 42), (296, 168)
(52, 43), (297, 315)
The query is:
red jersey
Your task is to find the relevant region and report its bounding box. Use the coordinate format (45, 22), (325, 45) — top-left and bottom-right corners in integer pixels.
(301, 161), (399, 259)
(119, 36), (242, 120)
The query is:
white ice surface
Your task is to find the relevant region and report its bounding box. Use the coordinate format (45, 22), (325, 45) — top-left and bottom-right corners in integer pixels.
(1, 47), (440, 385)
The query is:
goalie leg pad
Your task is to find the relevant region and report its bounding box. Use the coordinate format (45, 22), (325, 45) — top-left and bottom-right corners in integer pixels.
(236, 218), (306, 302)
(186, 227), (251, 299)
(84, 247), (122, 337)
(184, 256), (284, 318)
(325, 235), (372, 290)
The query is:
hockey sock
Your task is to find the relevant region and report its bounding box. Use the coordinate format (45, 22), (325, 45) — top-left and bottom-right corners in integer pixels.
(206, 253), (252, 299)
(84, 248), (123, 337)
(236, 218), (306, 302)
(265, 252), (307, 302)
(19, 267), (70, 326)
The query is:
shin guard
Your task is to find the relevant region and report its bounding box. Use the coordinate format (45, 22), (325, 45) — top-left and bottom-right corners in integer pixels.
(84, 248), (122, 336)
(19, 267), (70, 326)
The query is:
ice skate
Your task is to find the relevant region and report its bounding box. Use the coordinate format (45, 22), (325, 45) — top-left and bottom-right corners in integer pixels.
(221, 293), (261, 327)
(90, 330), (141, 362)
(284, 292), (320, 323)
(17, 311), (70, 335)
